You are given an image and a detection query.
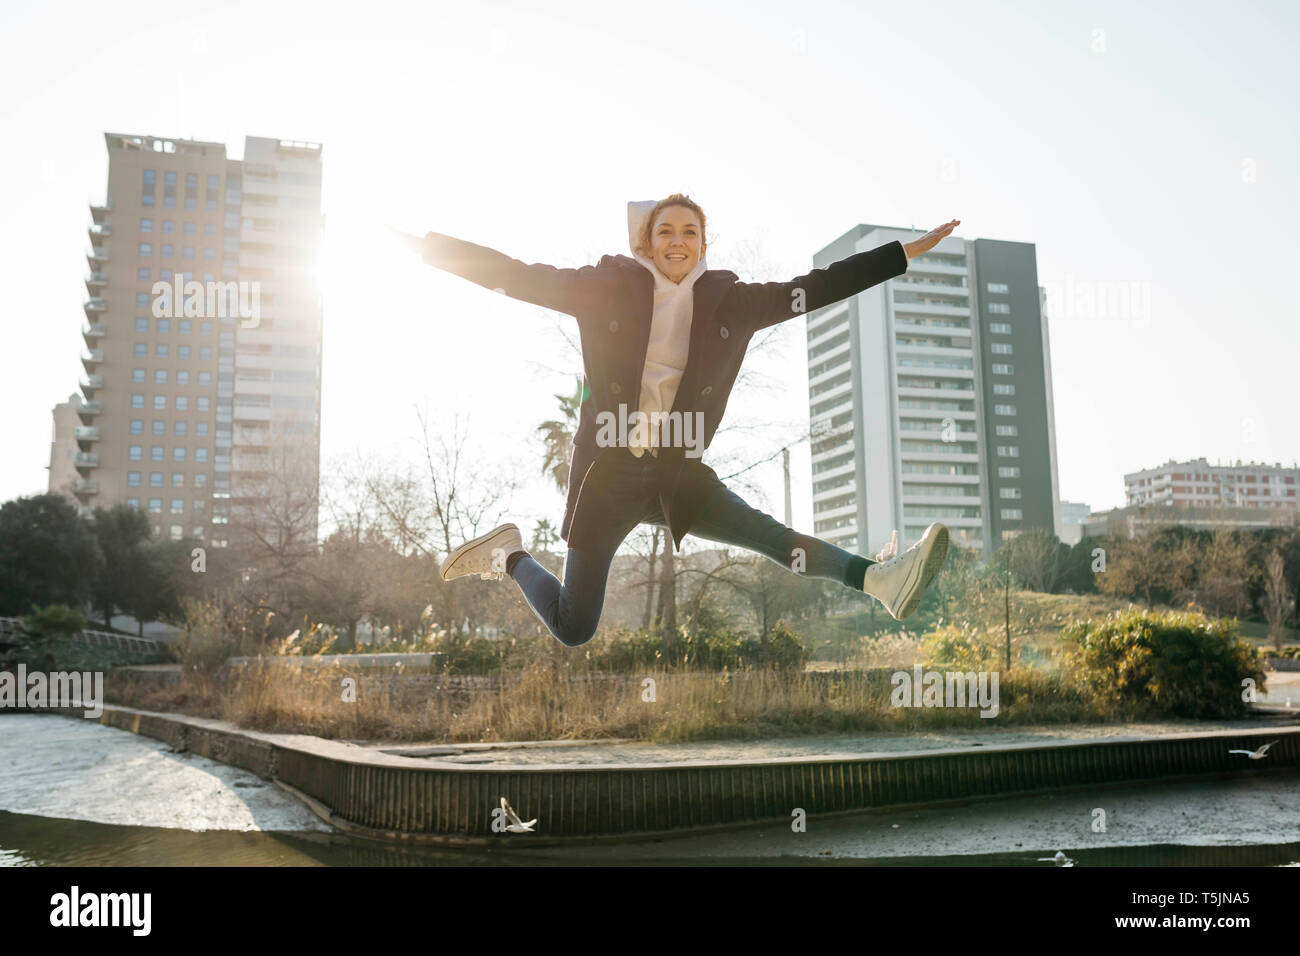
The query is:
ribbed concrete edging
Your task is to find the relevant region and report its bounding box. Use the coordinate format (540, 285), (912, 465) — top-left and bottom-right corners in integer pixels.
(41, 704), (1300, 847)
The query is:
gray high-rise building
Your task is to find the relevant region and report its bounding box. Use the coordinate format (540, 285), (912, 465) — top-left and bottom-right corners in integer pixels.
(806, 224), (1060, 558)
(53, 132), (323, 548)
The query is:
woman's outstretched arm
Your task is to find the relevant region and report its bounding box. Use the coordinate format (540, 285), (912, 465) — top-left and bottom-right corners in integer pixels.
(390, 227), (608, 317)
(732, 219), (960, 332)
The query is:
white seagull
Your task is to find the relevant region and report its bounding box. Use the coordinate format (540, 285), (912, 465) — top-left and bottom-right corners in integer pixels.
(500, 797), (537, 833)
(1035, 850), (1075, 867)
(1228, 741), (1278, 760)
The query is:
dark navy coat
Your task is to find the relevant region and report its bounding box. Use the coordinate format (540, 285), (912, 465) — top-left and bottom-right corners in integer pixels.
(419, 231), (908, 552)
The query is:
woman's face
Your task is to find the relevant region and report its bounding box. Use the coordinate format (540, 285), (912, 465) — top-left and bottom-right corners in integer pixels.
(646, 205), (705, 282)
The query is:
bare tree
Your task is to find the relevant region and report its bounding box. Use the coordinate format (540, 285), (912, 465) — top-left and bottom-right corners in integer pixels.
(1262, 548), (1294, 653)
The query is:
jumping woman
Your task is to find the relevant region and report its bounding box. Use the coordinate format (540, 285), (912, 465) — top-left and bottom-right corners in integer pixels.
(395, 197), (959, 648)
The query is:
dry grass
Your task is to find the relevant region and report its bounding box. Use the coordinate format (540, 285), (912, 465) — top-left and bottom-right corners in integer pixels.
(108, 657), (1116, 744)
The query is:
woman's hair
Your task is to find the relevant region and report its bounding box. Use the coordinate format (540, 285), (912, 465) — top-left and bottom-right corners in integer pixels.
(635, 193), (708, 257)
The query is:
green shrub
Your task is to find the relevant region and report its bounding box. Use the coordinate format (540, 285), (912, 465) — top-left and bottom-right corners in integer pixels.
(1063, 609), (1264, 719)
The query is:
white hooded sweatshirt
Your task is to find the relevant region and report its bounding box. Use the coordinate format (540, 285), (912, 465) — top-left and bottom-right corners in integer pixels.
(625, 199), (709, 458)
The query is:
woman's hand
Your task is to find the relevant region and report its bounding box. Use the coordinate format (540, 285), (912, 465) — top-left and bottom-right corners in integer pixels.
(903, 219), (960, 259)
(387, 225), (426, 254)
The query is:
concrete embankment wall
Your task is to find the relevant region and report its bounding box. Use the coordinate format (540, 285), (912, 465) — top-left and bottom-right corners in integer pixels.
(47, 703), (1300, 847)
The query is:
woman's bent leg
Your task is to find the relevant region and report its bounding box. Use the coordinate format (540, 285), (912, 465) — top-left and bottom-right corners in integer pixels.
(507, 546), (620, 648)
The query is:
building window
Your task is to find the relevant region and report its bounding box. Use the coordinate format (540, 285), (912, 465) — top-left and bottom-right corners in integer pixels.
(987, 282), (1009, 294)
(148, 498), (162, 513)
(195, 473), (208, 488)
(154, 370), (167, 384)
(131, 394), (144, 408)
(173, 447), (186, 462)
(989, 303), (1011, 314)
(995, 425), (1018, 436)
(1000, 487), (1022, 499)
(199, 346), (212, 360)
(152, 420), (165, 435)
(151, 446), (164, 461)
(200, 322), (213, 335)
(153, 395), (166, 409)
(177, 370), (190, 385)
(204, 223), (217, 237)
(176, 396), (189, 410)
(195, 448), (209, 462)
(162, 220), (175, 234)
(132, 368), (145, 382)
(126, 498), (140, 509)
(133, 344), (147, 358)
(127, 445), (142, 460)
(135, 318), (149, 332)
(996, 445), (1020, 457)
(177, 345), (190, 359)
(183, 221), (195, 235)
(137, 268), (151, 282)
(174, 421), (188, 435)
(127, 472), (141, 487)
(197, 397), (210, 411)
(149, 473), (163, 488)
(155, 344), (170, 358)
(992, 363), (1014, 375)
(994, 404), (1017, 416)
(157, 318), (170, 333)
(989, 321), (1012, 334)
(129, 419), (143, 434)
(161, 244), (173, 258)
(183, 246), (195, 259)
(170, 499), (184, 514)
(993, 383), (1015, 395)
(139, 243), (152, 257)
(1000, 508), (1023, 520)
(991, 343), (1013, 355)
(198, 372), (211, 385)
(998, 466), (1020, 478)
(142, 169), (155, 205)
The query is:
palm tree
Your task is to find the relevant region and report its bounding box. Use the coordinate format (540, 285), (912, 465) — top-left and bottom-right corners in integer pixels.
(537, 377), (586, 493)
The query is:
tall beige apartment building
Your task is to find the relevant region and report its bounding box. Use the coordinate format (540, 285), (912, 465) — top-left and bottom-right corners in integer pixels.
(51, 132), (323, 548)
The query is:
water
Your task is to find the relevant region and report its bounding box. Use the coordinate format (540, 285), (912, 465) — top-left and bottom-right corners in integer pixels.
(3, 810), (1298, 866)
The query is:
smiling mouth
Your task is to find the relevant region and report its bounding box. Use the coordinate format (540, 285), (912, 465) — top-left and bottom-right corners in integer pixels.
(666, 254), (687, 261)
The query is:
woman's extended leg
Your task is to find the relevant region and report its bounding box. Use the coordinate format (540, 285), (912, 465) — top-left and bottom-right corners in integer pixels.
(683, 483), (872, 588)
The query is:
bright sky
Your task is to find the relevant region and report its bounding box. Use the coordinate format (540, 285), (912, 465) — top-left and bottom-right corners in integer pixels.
(2, 0), (1297, 550)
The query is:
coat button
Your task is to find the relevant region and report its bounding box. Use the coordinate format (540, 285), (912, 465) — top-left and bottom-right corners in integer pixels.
(610, 382), (622, 395)
(609, 320), (619, 333)
(719, 326), (729, 339)
(700, 386), (713, 398)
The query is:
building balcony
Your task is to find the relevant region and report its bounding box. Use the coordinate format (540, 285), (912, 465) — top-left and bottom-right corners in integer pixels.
(82, 323), (106, 344)
(89, 199), (113, 223)
(73, 479), (99, 496)
(80, 374), (103, 392)
(87, 247), (110, 265)
(81, 349), (104, 370)
(85, 272), (108, 290)
(74, 426), (101, 444)
(75, 403), (102, 424)
(88, 224), (112, 241)
(84, 297), (108, 315)
(73, 451), (99, 470)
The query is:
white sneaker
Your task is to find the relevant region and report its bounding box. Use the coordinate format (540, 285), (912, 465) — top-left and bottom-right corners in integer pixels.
(861, 522), (949, 621)
(440, 523), (524, 582)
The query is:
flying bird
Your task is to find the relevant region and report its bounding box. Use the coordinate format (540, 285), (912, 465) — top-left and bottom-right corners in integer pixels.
(500, 797), (537, 833)
(1228, 741), (1278, 760)
(1036, 850), (1075, 867)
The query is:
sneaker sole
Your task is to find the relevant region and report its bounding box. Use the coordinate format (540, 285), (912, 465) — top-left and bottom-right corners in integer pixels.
(440, 524), (520, 582)
(891, 524), (950, 620)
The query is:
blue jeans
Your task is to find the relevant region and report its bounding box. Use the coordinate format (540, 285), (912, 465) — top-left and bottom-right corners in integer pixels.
(509, 448), (862, 647)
